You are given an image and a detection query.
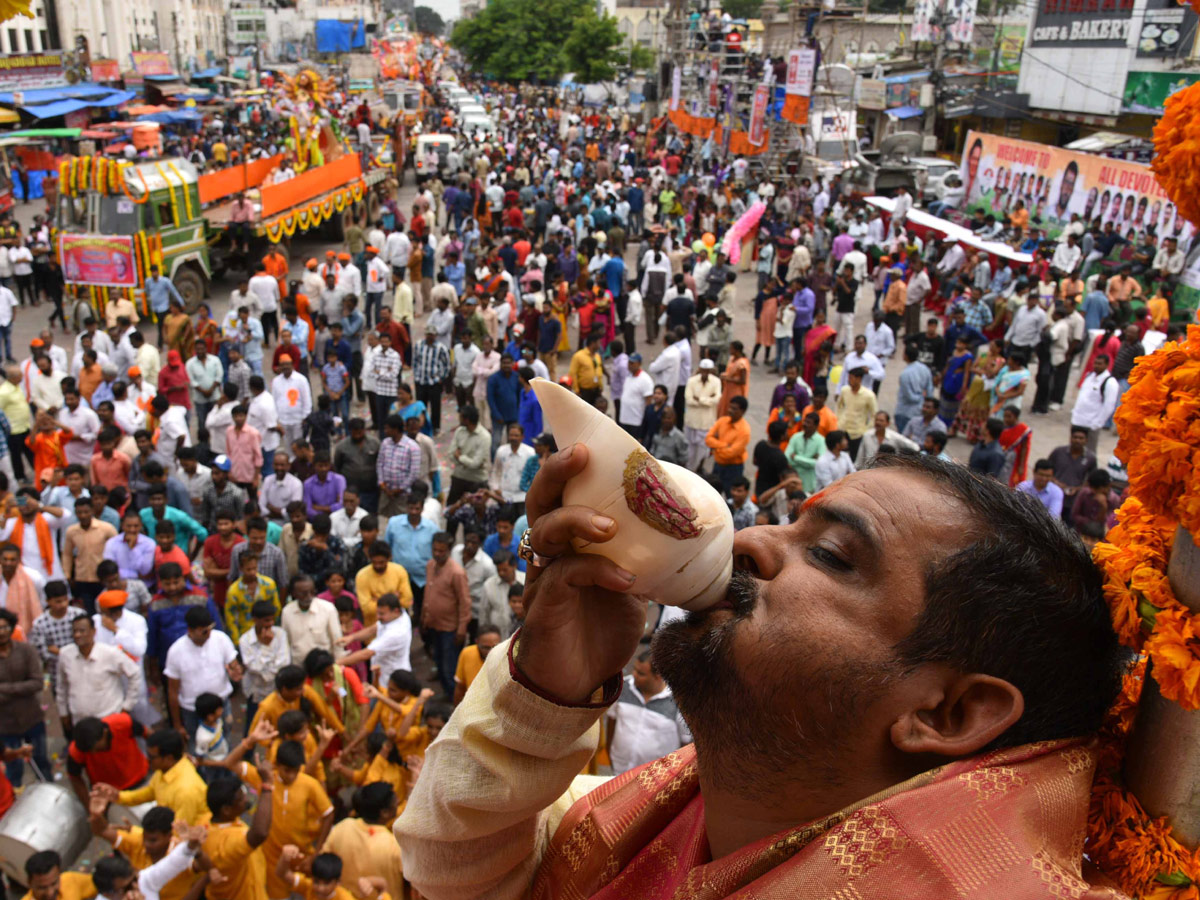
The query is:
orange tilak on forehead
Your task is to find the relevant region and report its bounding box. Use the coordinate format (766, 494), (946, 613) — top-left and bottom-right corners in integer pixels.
(801, 490), (827, 511)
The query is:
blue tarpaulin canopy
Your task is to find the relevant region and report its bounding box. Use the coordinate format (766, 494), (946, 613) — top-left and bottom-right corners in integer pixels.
(192, 67), (221, 79)
(138, 109), (203, 124)
(886, 105), (924, 119)
(145, 73), (180, 82)
(21, 99), (91, 119)
(315, 19), (366, 52)
(86, 90), (137, 107)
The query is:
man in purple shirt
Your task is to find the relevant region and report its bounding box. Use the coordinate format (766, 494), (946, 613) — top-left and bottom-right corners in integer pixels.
(831, 228), (855, 264)
(102, 509), (156, 580)
(303, 451), (346, 518)
(769, 362), (811, 414)
(791, 279), (816, 364)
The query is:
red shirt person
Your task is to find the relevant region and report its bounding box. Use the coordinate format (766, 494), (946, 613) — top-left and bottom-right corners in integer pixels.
(65, 711), (149, 805)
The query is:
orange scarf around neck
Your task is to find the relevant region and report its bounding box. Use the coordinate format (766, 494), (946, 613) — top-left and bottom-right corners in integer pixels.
(531, 739), (1111, 900)
(10, 512), (54, 577)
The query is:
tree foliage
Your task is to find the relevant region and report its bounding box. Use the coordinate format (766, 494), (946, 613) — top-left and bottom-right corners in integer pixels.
(721, 0), (762, 18)
(413, 5), (446, 35)
(451, 0), (623, 83)
(628, 44), (656, 70)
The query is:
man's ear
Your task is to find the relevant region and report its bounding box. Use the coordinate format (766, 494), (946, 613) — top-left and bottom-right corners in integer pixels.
(889, 671), (1024, 758)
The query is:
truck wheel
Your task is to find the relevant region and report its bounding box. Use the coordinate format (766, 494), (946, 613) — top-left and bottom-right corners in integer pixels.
(325, 207), (350, 242)
(367, 191), (381, 224)
(172, 267), (207, 312)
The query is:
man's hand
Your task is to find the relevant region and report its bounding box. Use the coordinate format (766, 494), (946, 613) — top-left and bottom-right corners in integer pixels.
(418, 687), (435, 701)
(101, 614), (118, 633)
(93, 782), (120, 804)
(88, 791), (109, 818)
(255, 755), (274, 786)
(249, 718), (278, 744)
(516, 444), (644, 704)
(226, 659), (244, 682)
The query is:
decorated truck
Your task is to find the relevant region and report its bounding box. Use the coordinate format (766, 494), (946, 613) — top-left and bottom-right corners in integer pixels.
(54, 149), (389, 311)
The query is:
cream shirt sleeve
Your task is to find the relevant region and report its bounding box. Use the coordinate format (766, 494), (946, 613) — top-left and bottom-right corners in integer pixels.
(394, 636), (611, 900)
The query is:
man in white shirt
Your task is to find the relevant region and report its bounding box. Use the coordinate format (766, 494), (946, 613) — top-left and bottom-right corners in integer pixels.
(247, 270), (280, 324)
(150, 396), (190, 473)
(617, 353), (656, 441)
(239, 600), (291, 718)
(258, 451), (303, 522)
(647, 330), (683, 397)
(57, 613), (142, 728)
(1051, 233), (1082, 277)
(364, 247), (391, 326)
(605, 650), (691, 775)
(92, 588), (150, 719)
(330, 487), (368, 548)
(1154, 236), (1187, 287)
(891, 184), (912, 224)
(162, 605), (241, 740)
(29, 353), (65, 413)
(835, 336), (887, 396)
(451, 530), (497, 628)
(0, 280), (15, 362)
(385, 229), (412, 271)
(864, 310), (896, 370)
(1070, 353), (1121, 452)
(272, 356), (313, 451)
(814, 429), (857, 489)
(490, 424), (537, 505)
(339, 592), (411, 686)
(58, 386), (101, 467)
(9, 243), (33, 305)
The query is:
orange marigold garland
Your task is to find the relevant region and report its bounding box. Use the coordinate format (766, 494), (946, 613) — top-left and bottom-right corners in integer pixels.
(1088, 325), (1200, 897)
(1152, 83), (1200, 230)
(1113, 324), (1200, 545)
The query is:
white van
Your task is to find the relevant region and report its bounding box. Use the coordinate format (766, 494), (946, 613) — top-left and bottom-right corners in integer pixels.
(415, 133), (456, 175)
(461, 113), (496, 136)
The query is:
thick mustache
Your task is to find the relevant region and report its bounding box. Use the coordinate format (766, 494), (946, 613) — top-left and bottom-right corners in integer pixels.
(725, 569), (759, 617)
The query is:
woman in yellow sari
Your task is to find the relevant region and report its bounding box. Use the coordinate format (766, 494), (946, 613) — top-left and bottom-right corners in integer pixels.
(162, 298), (195, 359)
(551, 277), (572, 352)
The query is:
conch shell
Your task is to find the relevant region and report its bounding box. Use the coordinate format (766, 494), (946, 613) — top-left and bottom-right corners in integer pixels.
(531, 378), (733, 610)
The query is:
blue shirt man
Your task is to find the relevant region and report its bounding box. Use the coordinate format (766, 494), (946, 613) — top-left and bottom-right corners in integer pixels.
(791, 287), (816, 329)
(1081, 289), (1111, 331)
(445, 260), (466, 296)
(385, 511), (437, 588)
(1017, 472), (1065, 518)
(894, 351), (934, 430)
(487, 364), (522, 426)
(603, 256), (626, 300)
(146, 270), (183, 315)
(627, 185), (644, 213)
(140, 503), (208, 553)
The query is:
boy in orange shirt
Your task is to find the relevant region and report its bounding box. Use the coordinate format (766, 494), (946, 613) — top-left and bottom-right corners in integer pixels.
(28, 412), (70, 490)
(262, 741), (334, 900)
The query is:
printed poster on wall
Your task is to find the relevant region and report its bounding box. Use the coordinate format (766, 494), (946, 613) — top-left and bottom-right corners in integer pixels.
(59, 234), (138, 288)
(130, 51), (172, 77)
(785, 48), (816, 96)
(959, 129), (1190, 242)
(947, 0), (979, 43)
(911, 0), (938, 41)
(748, 84), (769, 147)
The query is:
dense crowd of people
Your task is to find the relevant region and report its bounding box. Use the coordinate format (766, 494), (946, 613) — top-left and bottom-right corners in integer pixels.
(0, 67), (1188, 900)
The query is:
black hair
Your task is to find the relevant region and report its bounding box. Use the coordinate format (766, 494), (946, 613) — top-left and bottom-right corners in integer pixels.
(72, 716), (109, 752)
(195, 693), (224, 719)
(206, 776), (243, 817)
(275, 740), (306, 769)
(142, 806), (176, 834)
(304, 648), (336, 679)
(45, 579), (68, 599)
(277, 709), (308, 736)
(184, 606), (213, 629)
(147, 729), (185, 761)
(352, 782), (396, 823)
(250, 600), (277, 620)
(275, 664), (306, 692)
(311, 853), (343, 882)
(874, 454), (1126, 749)
(388, 669), (422, 695)
(92, 854), (135, 894)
